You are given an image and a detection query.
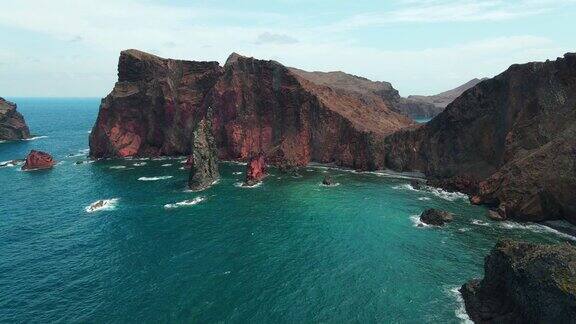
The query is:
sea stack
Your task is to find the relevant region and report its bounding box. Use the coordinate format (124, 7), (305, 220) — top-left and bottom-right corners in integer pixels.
(244, 153), (266, 186)
(21, 150), (55, 171)
(460, 240), (576, 323)
(188, 118), (219, 191)
(419, 209), (454, 226)
(0, 97), (31, 141)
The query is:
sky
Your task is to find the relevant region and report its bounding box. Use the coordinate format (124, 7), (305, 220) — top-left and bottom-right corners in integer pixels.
(0, 0), (574, 97)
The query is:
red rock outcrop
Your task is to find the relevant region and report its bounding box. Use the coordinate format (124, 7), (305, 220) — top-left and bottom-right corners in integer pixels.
(90, 50), (413, 170)
(385, 53), (576, 224)
(21, 150), (55, 171)
(244, 153), (267, 186)
(188, 117), (219, 191)
(0, 97), (31, 141)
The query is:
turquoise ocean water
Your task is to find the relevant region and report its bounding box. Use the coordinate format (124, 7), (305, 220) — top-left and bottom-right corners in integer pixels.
(0, 98), (573, 323)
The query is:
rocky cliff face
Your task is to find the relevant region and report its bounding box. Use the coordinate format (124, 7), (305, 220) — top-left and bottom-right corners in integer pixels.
(90, 50), (413, 170)
(244, 153), (267, 186)
(187, 117), (219, 191)
(385, 53), (576, 224)
(0, 97), (31, 141)
(89, 50), (222, 158)
(460, 240), (576, 323)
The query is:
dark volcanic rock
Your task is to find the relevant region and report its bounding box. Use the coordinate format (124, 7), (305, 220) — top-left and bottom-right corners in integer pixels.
(188, 117), (219, 191)
(21, 150), (55, 170)
(419, 208), (454, 226)
(322, 175), (334, 186)
(460, 240), (576, 323)
(244, 153), (266, 186)
(385, 53), (576, 224)
(90, 50), (413, 170)
(0, 97), (30, 141)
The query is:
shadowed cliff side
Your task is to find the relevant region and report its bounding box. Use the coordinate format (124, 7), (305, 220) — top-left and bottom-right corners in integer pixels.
(0, 97), (31, 141)
(384, 53), (576, 224)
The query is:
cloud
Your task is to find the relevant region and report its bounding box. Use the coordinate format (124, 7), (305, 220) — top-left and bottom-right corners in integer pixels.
(255, 32), (298, 45)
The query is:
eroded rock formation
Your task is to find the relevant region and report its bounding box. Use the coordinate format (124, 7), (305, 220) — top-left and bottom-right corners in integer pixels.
(244, 153), (266, 186)
(385, 53), (576, 224)
(0, 97), (30, 141)
(461, 240), (576, 323)
(21, 150), (55, 171)
(90, 50), (413, 170)
(419, 209), (454, 226)
(187, 117), (219, 191)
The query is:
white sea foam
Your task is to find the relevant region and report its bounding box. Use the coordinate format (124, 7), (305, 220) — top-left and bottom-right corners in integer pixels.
(418, 197), (431, 201)
(471, 219), (490, 226)
(392, 183), (418, 191)
(0, 160), (22, 168)
(448, 287), (473, 324)
(499, 221), (576, 241)
(133, 162), (147, 166)
(109, 165), (127, 169)
(138, 176), (173, 181)
(164, 196), (205, 209)
(161, 164), (172, 167)
(85, 198), (119, 213)
(179, 167), (185, 170)
(458, 227), (471, 233)
(24, 135), (48, 141)
(425, 186), (468, 202)
(233, 171), (243, 175)
(409, 215), (430, 228)
(234, 181), (262, 188)
(320, 182), (340, 187)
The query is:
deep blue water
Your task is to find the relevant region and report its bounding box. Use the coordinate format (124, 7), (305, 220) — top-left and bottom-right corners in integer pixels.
(0, 98), (573, 323)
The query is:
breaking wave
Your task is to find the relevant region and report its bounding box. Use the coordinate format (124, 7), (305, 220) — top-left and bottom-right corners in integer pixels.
(24, 135), (48, 141)
(448, 287), (473, 324)
(133, 162), (147, 167)
(164, 196), (205, 209)
(109, 165), (127, 169)
(138, 176), (173, 181)
(85, 198), (119, 213)
(471, 219), (490, 226)
(234, 181), (262, 188)
(499, 221), (576, 241)
(409, 215), (429, 228)
(161, 164), (172, 167)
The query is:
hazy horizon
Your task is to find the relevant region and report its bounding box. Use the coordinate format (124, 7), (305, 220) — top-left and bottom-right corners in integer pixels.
(1, 0), (575, 97)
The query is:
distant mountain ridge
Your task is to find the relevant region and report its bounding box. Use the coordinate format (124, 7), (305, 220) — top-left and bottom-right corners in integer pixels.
(408, 78), (489, 109)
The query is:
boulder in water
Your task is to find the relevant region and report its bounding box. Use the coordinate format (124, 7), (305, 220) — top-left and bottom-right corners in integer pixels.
(21, 150), (55, 171)
(419, 208), (454, 226)
(460, 240), (576, 323)
(322, 175), (334, 186)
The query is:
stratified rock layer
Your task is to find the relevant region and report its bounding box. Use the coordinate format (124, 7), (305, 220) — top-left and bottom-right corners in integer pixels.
(385, 53), (576, 224)
(188, 117), (219, 191)
(0, 97), (30, 141)
(460, 240), (576, 323)
(90, 50), (413, 170)
(21, 150), (55, 170)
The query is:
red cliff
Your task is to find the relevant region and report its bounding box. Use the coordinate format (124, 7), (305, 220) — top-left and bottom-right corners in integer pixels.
(90, 50), (413, 170)
(244, 153), (267, 186)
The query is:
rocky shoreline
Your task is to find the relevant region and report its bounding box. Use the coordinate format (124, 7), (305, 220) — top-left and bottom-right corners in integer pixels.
(0, 97), (30, 141)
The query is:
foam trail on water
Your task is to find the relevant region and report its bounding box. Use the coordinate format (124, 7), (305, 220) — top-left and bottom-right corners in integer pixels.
(109, 165), (127, 169)
(409, 215), (430, 228)
(234, 181), (262, 188)
(24, 135), (48, 141)
(133, 162), (147, 166)
(448, 287), (473, 324)
(138, 176), (173, 181)
(471, 219), (490, 226)
(85, 198), (119, 213)
(418, 197), (431, 201)
(164, 197), (205, 209)
(499, 221), (576, 241)
(161, 164), (172, 167)
(424, 186), (468, 201)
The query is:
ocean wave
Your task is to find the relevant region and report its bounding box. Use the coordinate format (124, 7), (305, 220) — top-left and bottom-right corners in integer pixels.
(233, 171), (243, 175)
(85, 198), (119, 213)
(138, 176), (173, 181)
(418, 197), (431, 201)
(409, 215), (430, 228)
(133, 162), (147, 166)
(0, 160), (23, 168)
(392, 183), (418, 191)
(24, 135), (48, 141)
(471, 219), (490, 226)
(448, 287), (473, 324)
(499, 221), (576, 241)
(424, 186), (468, 201)
(161, 163), (172, 167)
(109, 165), (127, 169)
(164, 196), (205, 209)
(234, 181), (262, 188)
